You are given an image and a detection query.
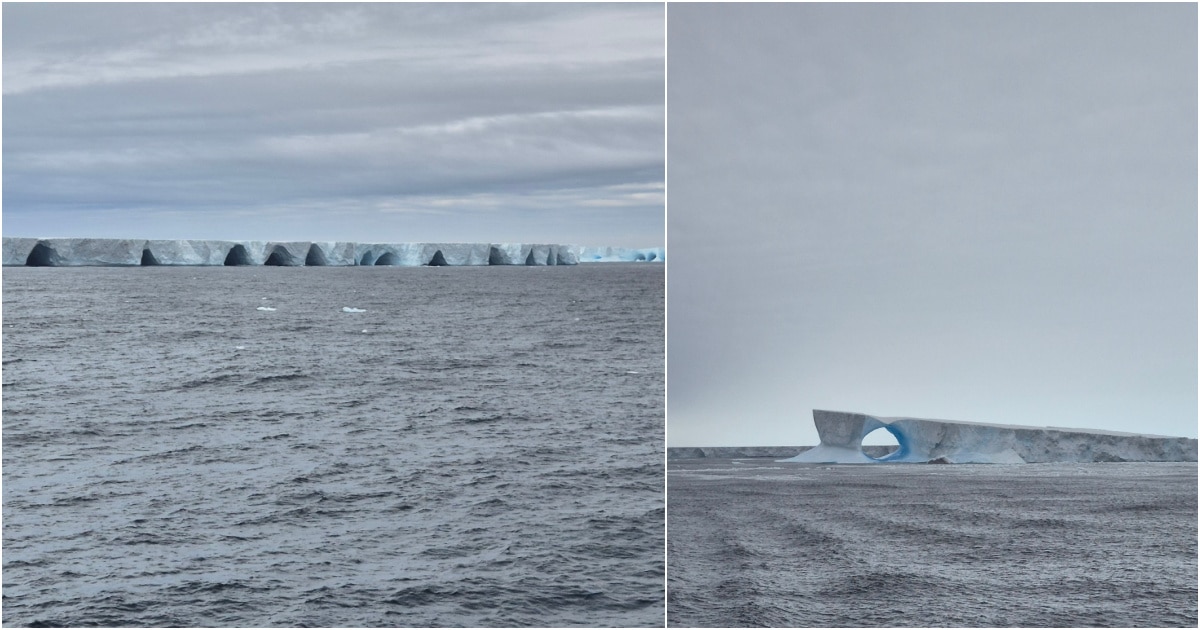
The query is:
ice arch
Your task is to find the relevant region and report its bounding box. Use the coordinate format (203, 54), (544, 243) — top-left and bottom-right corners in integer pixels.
(264, 246), (299, 266)
(781, 410), (1198, 464)
(26, 242), (58, 266)
(223, 245), (253, 266)
(305, 244), (327, 266)
(862, 426), (901, 461)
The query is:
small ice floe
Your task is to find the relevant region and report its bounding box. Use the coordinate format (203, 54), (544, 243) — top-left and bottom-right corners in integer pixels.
(342, 307), (367, 313)
(235, 346), (246, 350)
(625, 371), (639, 374)
(256, 306), (276, 312)
(361, 329), (369, 334)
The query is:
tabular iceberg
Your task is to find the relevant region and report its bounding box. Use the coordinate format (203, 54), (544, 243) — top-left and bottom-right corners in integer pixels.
(577, 246), (664, 262)
(1, 238), (660, 267)
(782, 410), (1198, 464)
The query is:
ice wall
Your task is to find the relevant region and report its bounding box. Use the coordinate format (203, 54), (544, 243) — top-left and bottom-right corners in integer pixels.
(1, 238), (656, 267)
(782, 410), (1198, 464)
(577, 246), (664, 262)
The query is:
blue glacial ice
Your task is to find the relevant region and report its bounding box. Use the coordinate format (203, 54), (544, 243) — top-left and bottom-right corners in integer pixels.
(782, 410), (1198, 464)
(577, 246), (664, 262)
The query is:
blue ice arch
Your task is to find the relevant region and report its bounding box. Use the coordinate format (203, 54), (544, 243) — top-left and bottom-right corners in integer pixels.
(782, 410), (1197, 464)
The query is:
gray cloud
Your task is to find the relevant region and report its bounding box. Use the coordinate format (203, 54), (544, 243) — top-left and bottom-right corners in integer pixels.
(668, 3), (1196, 446)
(3, 3), (664, 244)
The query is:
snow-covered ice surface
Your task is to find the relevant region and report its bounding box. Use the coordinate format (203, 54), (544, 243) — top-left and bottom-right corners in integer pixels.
(667, 458), (1197, 627)
(2, 238), (662, 267)
(782, 410), (1197, 464)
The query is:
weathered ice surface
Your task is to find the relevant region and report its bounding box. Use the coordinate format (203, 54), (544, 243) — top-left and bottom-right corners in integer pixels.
(486, 243), (531, 266)
(556, 247), (580, 266)
(2, 238), (40, 266)
(307, 242), (357, 266)
(143, 240), (236, 266)
(1, 238), (652, 267)
(783, 410), (1199, 464)
(19, 238), (145, 266)
(487, 243), (565, 266)
(578, 246), (664, 262)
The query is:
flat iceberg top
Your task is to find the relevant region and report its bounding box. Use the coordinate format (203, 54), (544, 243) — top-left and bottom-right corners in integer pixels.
(819, 409), (1187, 440)
(800, 410), (1196, 464)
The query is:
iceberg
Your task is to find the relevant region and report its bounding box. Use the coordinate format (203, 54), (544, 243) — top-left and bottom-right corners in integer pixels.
(781, 410), (1198, 464)
(1, 238), (653, 267)
(306, 242), (358, 266)
(2, 238), (40, 266)
(577, 246), (664, 262)
(355, 242), (493, 266)
(143, 240), (243, 266)
(17, 238), (144, 266)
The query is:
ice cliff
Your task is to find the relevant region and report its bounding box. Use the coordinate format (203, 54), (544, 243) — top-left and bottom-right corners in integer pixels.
(782, 410), (1198, 464)
(2, 238), (660, 267)
(577, 246), (664, 262)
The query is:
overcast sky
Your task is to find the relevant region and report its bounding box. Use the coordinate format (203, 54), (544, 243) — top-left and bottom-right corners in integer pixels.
(3, 3), (664, 245)
(668, 3), (1197, 446)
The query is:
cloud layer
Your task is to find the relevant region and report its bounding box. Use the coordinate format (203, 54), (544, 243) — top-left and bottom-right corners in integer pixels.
(668, 4), (1197, 445)
(4, 4), (664, 244)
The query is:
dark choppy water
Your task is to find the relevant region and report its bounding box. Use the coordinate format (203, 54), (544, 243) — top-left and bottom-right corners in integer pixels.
(668, 459), (1197, 627)
(3, 264), (664, 627)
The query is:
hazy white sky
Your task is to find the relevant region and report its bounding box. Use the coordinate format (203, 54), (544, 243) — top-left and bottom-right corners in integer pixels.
(3, 3), (664, 245)
(667, 3), (1197, 446)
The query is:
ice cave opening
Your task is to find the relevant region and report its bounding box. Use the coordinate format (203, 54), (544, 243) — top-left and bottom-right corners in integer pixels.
(223, 245), (252, 266)
(264, 247), (297, 266)
(428, 251), (449, 266)
(25, 243), (56, 266)
(359, 251), (376, 266)
(524, 250), (537, 265)
(141, 248), (160, 266)
(374, 253), (399, 266)
(862, 426), (901, 461)
(305, 245), (327, 266)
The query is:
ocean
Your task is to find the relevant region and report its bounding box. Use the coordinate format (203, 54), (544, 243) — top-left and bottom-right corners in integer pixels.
(3, 264), (664, 627)
(668, 458), (1197, 627)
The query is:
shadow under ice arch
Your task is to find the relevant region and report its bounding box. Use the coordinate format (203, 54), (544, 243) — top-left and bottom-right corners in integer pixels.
(782, 410), (1198, 464)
